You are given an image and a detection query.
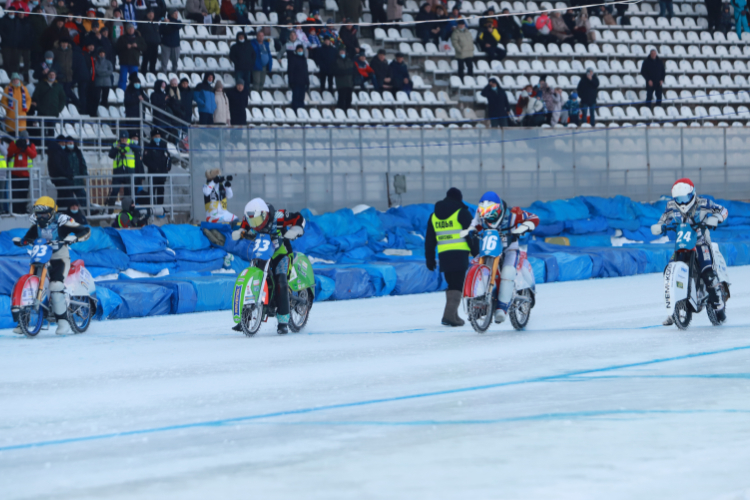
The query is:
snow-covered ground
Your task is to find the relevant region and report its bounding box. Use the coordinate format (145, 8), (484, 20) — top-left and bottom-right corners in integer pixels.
(2, 268), (750, 500)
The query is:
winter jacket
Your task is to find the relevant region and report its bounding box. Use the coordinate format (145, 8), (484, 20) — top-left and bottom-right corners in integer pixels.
(640, 56), (666, 85)
(0, 15), (29, 49)
(40, 19), (66, 51)
(518, 96), (544, 118)
(333, 56), (356, 89)
(138, 21), (161, 47)
(185, 0), (207, 16)
(535, 13), (552, 34)
(550, 15), (571, 41)
(143, 139), (171, 174)
(7, 141), (38, 179)
(52, 42), (73, 82)
(115, 31), (146, 66)
(318, 44), (338, 74)
(94, 56), (114, 87)
(250, 39), (272, 71)
(159, 18), (182, 48)
(389, 59), (410, 89)
(562, 97), (580, 115)
(370, 55), (390, 82)
(451, 28), (474, 60)
(193, 73), (217, 114)
(225, 86), (249, 125)
(2, 84), (31, 132)
(46, 139), (69, 182)
(33, 60), (61, 83)
(476, 27), (501, 51)
(146, 0), (167, 19)
(213, 90), (230, 125)
(124, 84), (149, 117)
(65, 147), (88, 186)
(497, 15), (521, 40)
(424, 194), (475, 273)
(576, 73), (600, 105)
(177, 85), (194, 121)
(84, 32), (116, 63)
(287, 52), (310, 88)
(339, 26), (360, 56)
(32, 79), (67, 117)
(229, 33), (255, 71)
(387, 0), (402, 20)
(480, 79), (510, 120)
(205, 0), (220, 15)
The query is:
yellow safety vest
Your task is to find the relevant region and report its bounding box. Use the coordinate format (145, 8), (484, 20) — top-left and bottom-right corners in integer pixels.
(431, 210), (470, 253)
(8, 156), (32, 168)
(112, 140), (136, 169)
(0, 153), (6, 169)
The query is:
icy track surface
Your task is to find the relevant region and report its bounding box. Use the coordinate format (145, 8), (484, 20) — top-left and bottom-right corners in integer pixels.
(3, 269), (750, 500)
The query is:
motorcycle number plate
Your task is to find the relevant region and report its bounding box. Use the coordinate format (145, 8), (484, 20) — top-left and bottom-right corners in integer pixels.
(479, 230), (503, 258)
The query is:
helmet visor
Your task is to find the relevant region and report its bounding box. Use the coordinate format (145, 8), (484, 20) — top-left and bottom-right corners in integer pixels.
(245, 211), (267, 229)
(674, 193), (694, 205)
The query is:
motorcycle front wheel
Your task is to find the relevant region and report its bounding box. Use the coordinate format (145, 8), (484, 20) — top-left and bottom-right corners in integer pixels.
(468, 297), (493, 333)
(241, 304), (263, 336)
(68, 297), (94, 334)
(509, 289), (532, 331)
(19, 305), (44, 338)
(673, 299), (692, 330)
(289, 288), (313, 333)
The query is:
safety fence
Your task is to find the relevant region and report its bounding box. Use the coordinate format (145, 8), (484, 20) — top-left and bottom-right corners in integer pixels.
(189, 125), (750, 217)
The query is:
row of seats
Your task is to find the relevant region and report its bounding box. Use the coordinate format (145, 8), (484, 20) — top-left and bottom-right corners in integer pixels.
(243, 106), (480, 124)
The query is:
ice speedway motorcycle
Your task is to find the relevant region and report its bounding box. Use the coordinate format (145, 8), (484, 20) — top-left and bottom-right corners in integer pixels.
(663, 221), (730, 330)
(462, 229), (536, 333)
(11, 239), (97, 337)
(232, 234), (316, 336)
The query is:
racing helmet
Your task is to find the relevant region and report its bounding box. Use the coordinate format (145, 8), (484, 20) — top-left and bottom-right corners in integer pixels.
(244, 198), (271, 231)
(672, 178), (696, 215)
(33, 196), (57, 228)
(477, 191), (506, 229)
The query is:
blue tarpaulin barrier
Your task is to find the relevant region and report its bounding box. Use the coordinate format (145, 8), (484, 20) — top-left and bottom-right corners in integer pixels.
(0, 228), (30, 256)
(70, 249), (130, 270)
(118, 225), (168, 255)
(96, 281), (174, 319)
(0, 257), (29, 295)
(0, 295), (15, 328)
(94, 286), (124, 320)
(314, 275), (336, 302)
(160, 224), (211, 251)
(71, 227), (115, 253)
(391, 261), (445, 295)
(313, 266), (375, 301)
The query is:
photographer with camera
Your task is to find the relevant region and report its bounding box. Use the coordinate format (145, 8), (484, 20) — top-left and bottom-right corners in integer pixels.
(202, 168), (237, 224)
(113, 196), (152, 228)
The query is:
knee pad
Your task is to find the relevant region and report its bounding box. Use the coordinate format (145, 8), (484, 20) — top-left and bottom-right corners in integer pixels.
(49, 283), (67, 318)
(49, 281), (65, 293)
(498, 265), (516, 306)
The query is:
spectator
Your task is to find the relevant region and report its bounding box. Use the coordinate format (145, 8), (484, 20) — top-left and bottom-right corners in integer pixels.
(110, 9), (126, 42)
(70, 37), (89, 112)
(318, 37), (338, 91)
(31, 70), (66, 139)
(116, 23), (146, 90)
(185, 0), (208, 23)
(42, 0), (58, 24)
(178, 77), (194, 123)
(30, 6), (49, 68)
(225, 79), (249, 125)
(82, 8), (105, 33)
(213, 80), (230, 125)
(576, 8), (593, 44)
(387, 0), (403, 22)
(549, 87), (564, 125)
(516, 90), (544, 126)
(52, 36), (74, 101)
(2, 73), (32, 134)
(47, 135), (71, 206)
(85, 25), (115, 66)
(719, 3), (733, 35)
(576, 66), (599, 124)
(340, 22), (361, 59)
(389, 52), (412, 94)
(334, 46), (356, 111)
(138, 10), (160, 74)
(159, 9), (182, 72)
(104, 0), (120, 19)
(33, 50), (60, 83)
(146, 0), (167, 20)
(732, 0), (750, 37)
(534, 11), (553, 43)
(113, 196), (150, 227)
(106, 131), (136, 206)
(339, 0), (363, 24)
(476, 20), (505, 62)
(81, 40), (100, 115)
(562, 8), (576, 31)
(598, 5), (616, 25)
(705, 0), (722, 31)
(416, 4), (439, 45)
(93, 47), (114, 114)
(7, 134), (37, 214)
(481, 77), (510, 127)
(204, 0), (222, 34)
(288, 45), (310, 110)
(124, 71), (149, 119)
(640, 49), (665, 109)
(451, 19), (474, 79)
(354, 53), (375, 89)
(63, 136), (88, 209)
(370, 49), (392, 91)
(561, 91), (581, 126)
(234, 0), (250, 24)
(521, 15), (537, 39)
(538, 79), (556, 122)
(64, 201), (88, 225)
(151, 79), (170, 133)
(121, 0), (137, 21)
(498, 8), (522, 43)
(0, 9), (31, 75)
(285, 31), (301, 54)
(250, 32), (272, 92)
(193, 72), (217, 124)
(550, 11), (574, 44)
(229, 31), (255, 90)
(142, 129), (171, 205)
(370, 0), (387, 26)
(659, 0), (674, 19)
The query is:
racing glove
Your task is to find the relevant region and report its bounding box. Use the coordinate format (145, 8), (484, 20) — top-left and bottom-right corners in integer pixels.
(284, 226), (304, 240)
(650, 223), (665, 236)
(231, 228), (246, 241)
(704, 215), (721, 228)
(12, 237), (25, 247)
(511, 221), (535, 235)
(63, 234), (78, 244)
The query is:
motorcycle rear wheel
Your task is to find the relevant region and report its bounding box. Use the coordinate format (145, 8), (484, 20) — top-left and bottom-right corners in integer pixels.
(509, 289), (532, 331)
(289, 288), (313, 333)
(19, 305), (44, 338)
(468, 297), (493, 333)
(241, 304), (263, 336)
(673, 299), (692, 330)
(68, 297), (94, 334)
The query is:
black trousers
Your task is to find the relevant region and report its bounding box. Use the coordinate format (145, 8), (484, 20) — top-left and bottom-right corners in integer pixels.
(457, 58), (473, 78)
(152, 176), (166, 205)
(11, 177), (29, 214)
(646, 84), (663, 107)
(443, 270), (466, 292)
(141, 44), (159, 74)
(337, 87), (353, 111)
(320, 73), (334, 92)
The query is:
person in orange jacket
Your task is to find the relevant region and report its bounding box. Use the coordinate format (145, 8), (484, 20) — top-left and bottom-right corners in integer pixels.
(2, 73), (32, 133)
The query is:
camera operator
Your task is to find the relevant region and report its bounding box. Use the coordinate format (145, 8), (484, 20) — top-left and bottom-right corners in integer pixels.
(202, 168), (237, 224)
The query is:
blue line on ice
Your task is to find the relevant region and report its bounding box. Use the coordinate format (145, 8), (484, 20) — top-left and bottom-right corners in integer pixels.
(2, 343), (749, 452)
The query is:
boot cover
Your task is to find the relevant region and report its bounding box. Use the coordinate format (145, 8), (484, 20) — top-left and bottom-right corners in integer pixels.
(56, 319), (72, 335)
(442, 290), (464, 327)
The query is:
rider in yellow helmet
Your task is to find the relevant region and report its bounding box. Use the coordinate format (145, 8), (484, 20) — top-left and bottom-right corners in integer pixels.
(12, 196), (91, 335)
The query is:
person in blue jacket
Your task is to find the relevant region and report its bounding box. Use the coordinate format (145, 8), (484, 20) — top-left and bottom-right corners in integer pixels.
(732, 0), (750, 37)
(250, 31), (273, 93)
(193, 72), (217, 125)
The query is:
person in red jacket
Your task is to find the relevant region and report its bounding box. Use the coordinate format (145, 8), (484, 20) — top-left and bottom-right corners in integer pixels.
(7, 134), (37, 214)
(354, 53), (376, 88)
(471, 191), (539, 324)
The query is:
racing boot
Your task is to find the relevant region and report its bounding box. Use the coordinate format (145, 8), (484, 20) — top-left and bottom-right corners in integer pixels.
(232, 323), (242, 332)
(494, 308), (507, 324)
(12, 326), (23, 334)
(50, 284), (70, 335)
(56, 319), (73, 335)
(663, 316), (674, 326)
(277, 323), (289, 335)
(441, 290), (464, 327)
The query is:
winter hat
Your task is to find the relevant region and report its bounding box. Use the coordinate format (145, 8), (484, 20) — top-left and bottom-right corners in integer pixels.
(120, 196), (134, 211)
(10, 72), (22, 82)
(44, 51), (54, 59)
(205, 168), (221, 180)
(119, 130), (129, 139)
(129, 71), (140, 82)
(150, 128), (161, 137)
(127, 22), (137, 29)
(570, 91), (578, 99)
(236, 78), (245, 86)
(446, 187), (462, 202)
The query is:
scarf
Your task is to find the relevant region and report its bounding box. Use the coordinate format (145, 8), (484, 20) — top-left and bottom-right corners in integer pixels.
(5, 85), (28, 111)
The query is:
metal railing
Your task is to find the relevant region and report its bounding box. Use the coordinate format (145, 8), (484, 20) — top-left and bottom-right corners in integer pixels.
(23, 115), (141, 158)
(140, 101), (192, 154)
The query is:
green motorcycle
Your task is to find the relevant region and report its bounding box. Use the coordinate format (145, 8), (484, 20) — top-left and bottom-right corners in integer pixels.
(232, 234), (315, 336)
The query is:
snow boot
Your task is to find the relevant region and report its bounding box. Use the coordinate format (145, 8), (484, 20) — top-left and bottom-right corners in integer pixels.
(663, 316), (674, 326)
(277, 323), (289, 335)
(441, 290), (464, 327)
(494, 308), (507, 324)
(56, 319), (72, 335)
(232, 323), (242, 332)
(12, 326), (23, 334)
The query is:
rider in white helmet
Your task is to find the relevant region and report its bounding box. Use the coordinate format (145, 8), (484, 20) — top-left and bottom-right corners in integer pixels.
(651, 178), (728, 324)
(231, 198), (306, 334)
